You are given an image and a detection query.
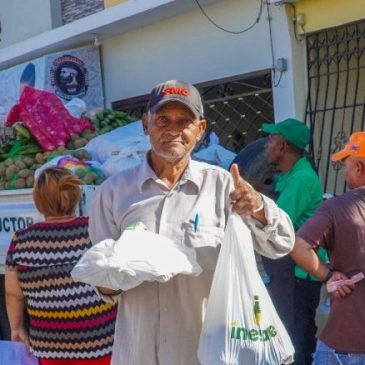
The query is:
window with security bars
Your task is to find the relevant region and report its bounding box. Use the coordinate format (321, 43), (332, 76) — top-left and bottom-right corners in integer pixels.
(112, 71), (274, 154)
(306, 20), (365, 195)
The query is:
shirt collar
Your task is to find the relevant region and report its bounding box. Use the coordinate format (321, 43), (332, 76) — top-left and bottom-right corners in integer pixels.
(181, 160), (203, 192)
(137, 153), (157, 192)
(275, 156), (308, 190)
(278, 156), (307, 178)
(137, 153), (202, 192)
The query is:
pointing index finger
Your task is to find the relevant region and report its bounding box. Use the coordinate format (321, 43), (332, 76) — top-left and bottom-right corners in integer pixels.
(230, 163), (242, 189)
(230, 163), (252, 190)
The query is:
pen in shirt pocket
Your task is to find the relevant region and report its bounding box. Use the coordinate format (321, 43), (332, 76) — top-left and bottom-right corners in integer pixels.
(194, 213), (199, 232)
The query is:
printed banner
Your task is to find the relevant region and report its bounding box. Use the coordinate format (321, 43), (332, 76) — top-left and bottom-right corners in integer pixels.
(0, 46), (103, 124)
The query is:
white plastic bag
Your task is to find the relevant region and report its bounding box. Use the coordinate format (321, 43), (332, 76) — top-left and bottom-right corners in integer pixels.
(101, 151), (144, 177)
(0, 341), (38, 365)
(83, 121), (150, 163)
(71, 222), (202, 291)
(65, 97), (87, 117)
(198, 214), (294, 365)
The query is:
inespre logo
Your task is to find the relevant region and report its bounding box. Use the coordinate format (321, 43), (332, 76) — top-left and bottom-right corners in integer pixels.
(230, 322), (277, 342)
(230, 295), (277, 342)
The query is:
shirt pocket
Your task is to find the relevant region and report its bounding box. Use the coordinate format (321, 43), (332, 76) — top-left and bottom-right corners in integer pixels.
(182, 224), (224, 271)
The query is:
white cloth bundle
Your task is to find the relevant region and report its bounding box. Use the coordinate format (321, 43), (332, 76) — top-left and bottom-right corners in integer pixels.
(71, 222), (202, 291)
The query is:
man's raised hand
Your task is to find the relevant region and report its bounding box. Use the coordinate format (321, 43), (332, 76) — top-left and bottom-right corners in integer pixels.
(229, 163), (264, 217)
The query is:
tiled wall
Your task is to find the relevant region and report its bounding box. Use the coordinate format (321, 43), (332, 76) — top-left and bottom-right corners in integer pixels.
(61, 0), (104, 24)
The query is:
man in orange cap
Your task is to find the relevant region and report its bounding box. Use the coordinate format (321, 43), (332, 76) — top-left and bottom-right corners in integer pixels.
(291, 131), (365, 364)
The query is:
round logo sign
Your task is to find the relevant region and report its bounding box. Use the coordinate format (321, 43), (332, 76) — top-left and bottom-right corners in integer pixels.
(50, 55), (89, 100)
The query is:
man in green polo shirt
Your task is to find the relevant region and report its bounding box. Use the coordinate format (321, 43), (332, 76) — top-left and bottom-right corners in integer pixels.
(261, 118), (327, 365)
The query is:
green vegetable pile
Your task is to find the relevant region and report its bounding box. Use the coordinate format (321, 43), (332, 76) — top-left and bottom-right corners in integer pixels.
(0, 108), (136, 190)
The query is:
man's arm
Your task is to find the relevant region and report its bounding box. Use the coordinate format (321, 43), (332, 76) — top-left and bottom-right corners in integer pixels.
(246, 194), (295, 258)
(95, 287), (123, 303)
(290, 237), (329, 280)
(291, 236), (353, 297)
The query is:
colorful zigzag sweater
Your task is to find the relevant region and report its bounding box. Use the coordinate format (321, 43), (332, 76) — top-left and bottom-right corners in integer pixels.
(6, 216), (117, 359)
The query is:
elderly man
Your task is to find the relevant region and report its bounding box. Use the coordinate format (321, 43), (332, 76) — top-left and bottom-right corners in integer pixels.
(89, 80), (294, 365)
(291, 131), (365, 365)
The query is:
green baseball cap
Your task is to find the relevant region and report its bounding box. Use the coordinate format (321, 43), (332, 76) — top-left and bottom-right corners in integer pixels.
(261, 118), (310, 150)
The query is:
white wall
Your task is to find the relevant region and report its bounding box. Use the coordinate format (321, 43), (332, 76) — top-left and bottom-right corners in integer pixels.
(101, 0), (307, 122)
(268, 4), (307, 122)
(101, 0), (273, 103)
(0, 0), (308, 122)
(0, 0), (61, 47)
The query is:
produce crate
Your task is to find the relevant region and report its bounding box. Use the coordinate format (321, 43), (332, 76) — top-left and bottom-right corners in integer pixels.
(0, 127), (16, 145)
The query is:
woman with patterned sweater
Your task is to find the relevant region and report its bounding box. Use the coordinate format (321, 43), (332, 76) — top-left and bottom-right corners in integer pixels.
(5, 167), (117, 365)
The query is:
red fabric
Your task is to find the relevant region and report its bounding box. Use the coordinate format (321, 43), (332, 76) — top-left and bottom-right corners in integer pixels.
(39, 355), (111, 365)
(31, 309), (116, 330)
(5, 86), (94, 151)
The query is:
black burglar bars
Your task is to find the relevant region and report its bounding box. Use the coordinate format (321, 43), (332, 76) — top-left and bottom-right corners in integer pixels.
(198, 72), (273, 153)
(306, 20), (365, 195)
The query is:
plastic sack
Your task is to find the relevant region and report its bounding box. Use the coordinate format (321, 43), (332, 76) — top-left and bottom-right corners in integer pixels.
(34, 155), (104, 185)
(83, 121), (150, 163)
(0, 341), (38, 365)
(71, 222), (202, 291)
(5, 86), (94, 151)
(65, 97), (87, 118)
(198, 214), (294, 365)
(193, 144), (236, 170)
(101, 151), (145, 177)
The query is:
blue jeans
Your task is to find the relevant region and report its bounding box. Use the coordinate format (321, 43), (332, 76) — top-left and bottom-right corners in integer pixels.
(313, 340), (365, 365)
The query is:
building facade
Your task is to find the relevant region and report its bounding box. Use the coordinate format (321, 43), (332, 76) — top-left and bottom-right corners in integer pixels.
(0, 0), (364, 191)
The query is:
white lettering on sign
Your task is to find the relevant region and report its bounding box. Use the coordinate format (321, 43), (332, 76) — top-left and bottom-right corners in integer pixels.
(0, 216), (34, 233)
(0, 211), (44, 269)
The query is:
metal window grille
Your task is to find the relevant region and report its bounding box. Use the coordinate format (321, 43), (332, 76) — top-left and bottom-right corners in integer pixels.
(306, 20), (365, 195)
(112, 71), (274, 153)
